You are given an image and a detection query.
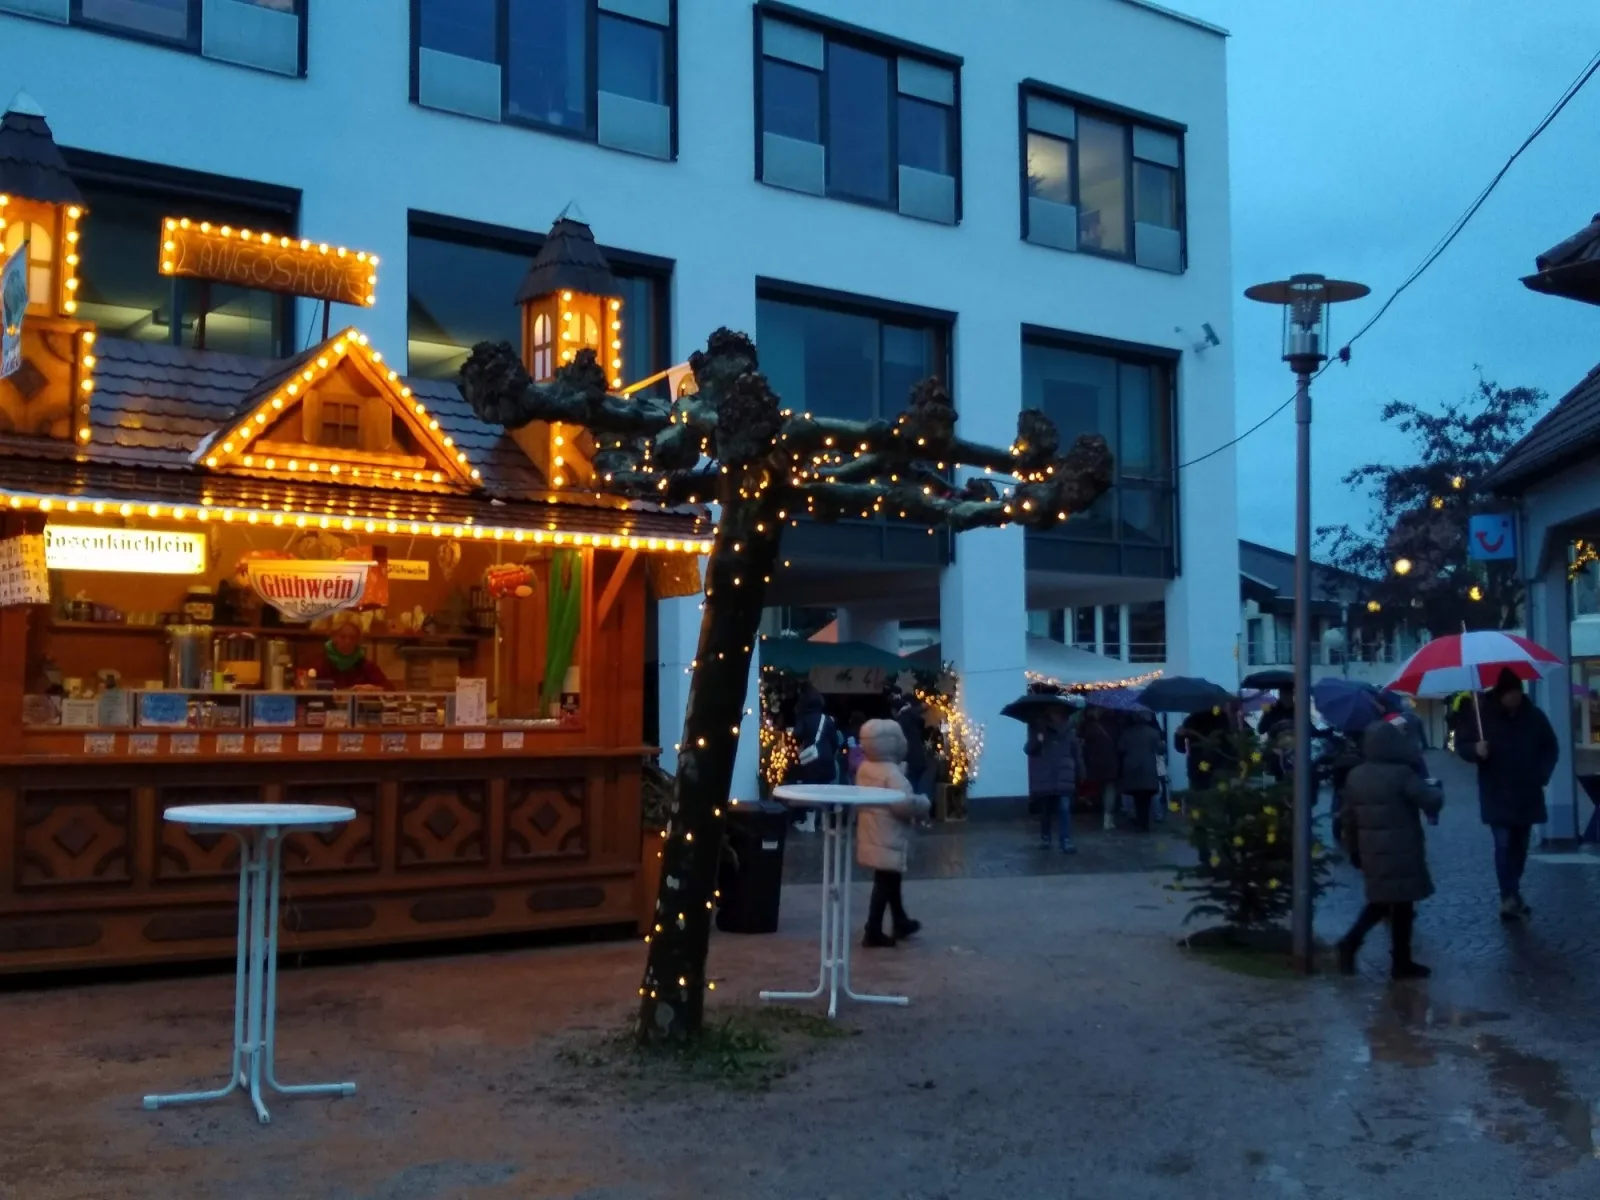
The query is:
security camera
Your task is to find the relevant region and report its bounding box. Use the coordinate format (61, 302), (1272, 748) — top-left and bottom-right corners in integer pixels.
(1176, 324), (1222, 355)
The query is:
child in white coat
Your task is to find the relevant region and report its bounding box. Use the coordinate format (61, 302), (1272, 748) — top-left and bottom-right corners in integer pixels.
(854, 718), (932, 948)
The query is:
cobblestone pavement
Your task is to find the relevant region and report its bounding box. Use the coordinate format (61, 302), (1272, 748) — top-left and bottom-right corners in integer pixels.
(2, 754), (1598, 1198)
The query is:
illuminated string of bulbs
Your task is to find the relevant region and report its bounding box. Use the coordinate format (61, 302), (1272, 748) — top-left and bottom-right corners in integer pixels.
(1025, 667), (1164, 694)
(159, 217), (378, 307)
(0, 489), (712, 554)
(201, 328), (481, 484)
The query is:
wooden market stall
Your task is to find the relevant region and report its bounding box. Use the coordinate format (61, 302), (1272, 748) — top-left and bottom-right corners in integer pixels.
(0, 103), (708, 972)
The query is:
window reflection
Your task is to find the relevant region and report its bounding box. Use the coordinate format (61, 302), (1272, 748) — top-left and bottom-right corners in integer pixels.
(73, 176), (292, 358)
(1076, 116), (1128, 255)
(406, 221), (668, 392)
(1135, 161), (1178, 229)
(599, 14), (667, 105)
(1026, 132), (1072, 205)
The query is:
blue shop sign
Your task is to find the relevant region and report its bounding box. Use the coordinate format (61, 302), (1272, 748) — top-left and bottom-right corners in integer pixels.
(1467, 513), (1516, 561)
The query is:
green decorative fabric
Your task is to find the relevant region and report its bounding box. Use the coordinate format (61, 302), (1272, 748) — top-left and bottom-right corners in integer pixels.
(542, 549), (583, 711)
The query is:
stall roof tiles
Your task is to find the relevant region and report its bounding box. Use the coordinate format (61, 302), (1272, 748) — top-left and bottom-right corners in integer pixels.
(0, 95), (82, 206)
(0, 337), (707, 538)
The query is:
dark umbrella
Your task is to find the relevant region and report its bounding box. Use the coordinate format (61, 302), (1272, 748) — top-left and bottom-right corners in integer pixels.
(1240, 668), (1296, 690)
(1135, 676), (1233, 713)
(1071, 685), (1150, 713)
(1000, 693), (1083, 723)
(1310, 678), (1400, 735)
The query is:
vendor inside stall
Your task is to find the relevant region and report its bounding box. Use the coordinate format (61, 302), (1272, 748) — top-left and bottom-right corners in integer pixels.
(314, 614), (391, 691)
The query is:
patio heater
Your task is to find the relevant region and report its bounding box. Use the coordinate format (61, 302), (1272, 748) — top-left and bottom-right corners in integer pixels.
(1243, 273), (1369, 974)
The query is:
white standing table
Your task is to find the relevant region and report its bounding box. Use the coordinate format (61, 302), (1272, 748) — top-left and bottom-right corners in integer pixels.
(761, 784), (908, 1018)
(144, 803), (358, 1124)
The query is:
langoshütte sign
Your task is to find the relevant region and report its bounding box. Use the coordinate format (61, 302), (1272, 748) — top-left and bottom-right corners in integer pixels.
(247, 559), (372, 621)
(159, 217), (377, 308)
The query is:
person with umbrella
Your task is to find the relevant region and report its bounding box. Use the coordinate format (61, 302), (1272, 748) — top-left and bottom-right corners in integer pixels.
(1116, 710), (1164, 832)
(1020, 702), (1085, 853)
(1457, 668), (1559, 920)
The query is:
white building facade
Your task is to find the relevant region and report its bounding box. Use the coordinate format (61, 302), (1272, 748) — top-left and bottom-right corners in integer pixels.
(0, 0), (1238, 799)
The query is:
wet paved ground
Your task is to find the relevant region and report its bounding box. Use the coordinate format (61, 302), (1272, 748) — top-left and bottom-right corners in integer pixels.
(2, 752), (1598, 1198)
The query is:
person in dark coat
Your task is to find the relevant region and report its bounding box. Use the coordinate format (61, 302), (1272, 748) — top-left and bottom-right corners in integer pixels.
(1456, 668), (1560, 920)
(1080, 708), (1119, 831)
(1175, 705), (1233, 790)
(1116, 711), (1164, 831)
(1337, 719), (1444, 979)
(1026, 707), (1085, 853)
(788, 687), (839, 830)
(893, 695), (935, 799)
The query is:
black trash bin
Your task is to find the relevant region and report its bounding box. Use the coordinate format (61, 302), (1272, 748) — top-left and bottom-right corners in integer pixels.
(716, 798), (789, 934)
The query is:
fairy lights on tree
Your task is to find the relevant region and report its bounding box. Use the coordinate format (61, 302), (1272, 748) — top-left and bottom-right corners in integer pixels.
(461, 328), (1111, 1042)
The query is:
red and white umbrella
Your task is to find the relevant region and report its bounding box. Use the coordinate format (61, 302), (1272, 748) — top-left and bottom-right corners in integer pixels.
(1387, 630), (1561, 698)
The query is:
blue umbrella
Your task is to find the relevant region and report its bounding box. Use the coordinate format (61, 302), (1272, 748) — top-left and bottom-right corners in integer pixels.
(1310, 678), (1400, 735)
(1071, 686), (1150, 713)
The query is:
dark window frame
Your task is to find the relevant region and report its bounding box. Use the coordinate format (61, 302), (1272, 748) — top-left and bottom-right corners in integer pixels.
(57, 0), (308, 78)
(405, 210), (673, 390)
(753, 0), (963, 223)
(408, 0), (680, 160)
(754, 276), (953, 423)
(1021, 324), (1180, 577)
(1018, 79), (1187, 272)
(61, 147), (302, 358)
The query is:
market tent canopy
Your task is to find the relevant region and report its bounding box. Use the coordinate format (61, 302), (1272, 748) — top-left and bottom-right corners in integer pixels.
(758, 636), (911, 675)
(907, 637), (1154, 687)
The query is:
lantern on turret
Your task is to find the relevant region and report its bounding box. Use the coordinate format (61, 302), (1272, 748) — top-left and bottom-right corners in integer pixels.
(514, 215), (623, 489)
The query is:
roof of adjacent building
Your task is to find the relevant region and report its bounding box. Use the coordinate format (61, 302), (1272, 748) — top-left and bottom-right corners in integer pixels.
(0, 335), (708, 539)
(1478, 361), (1600, 496)
(1521, 211), (1600, 305)
(1238, 539), (1366, 614)
(0, 93), (82, 205)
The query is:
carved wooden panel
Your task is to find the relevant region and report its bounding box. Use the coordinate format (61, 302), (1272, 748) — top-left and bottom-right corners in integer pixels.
(16, 788), (133, 889)
(280, 782), (378, 874)
(505, 777), (588, 863)
(155, 784), (261, 881)
(398, 780), (487, 868)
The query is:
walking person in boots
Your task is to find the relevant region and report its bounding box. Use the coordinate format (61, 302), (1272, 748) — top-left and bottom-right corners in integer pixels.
(1456, 668), (1558, 921)
(1338, 718), (1443, 980)
(854, 719), (931, 948)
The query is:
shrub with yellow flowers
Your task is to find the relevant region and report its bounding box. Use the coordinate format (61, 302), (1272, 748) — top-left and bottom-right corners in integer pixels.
(1172, 725), (1332, 932)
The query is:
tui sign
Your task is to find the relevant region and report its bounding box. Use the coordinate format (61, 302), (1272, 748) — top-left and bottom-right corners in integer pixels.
(1467, 513), (1516, 562)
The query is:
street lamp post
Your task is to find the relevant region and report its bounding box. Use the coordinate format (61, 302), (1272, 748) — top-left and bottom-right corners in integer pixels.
(1243, 273), (1369, 974)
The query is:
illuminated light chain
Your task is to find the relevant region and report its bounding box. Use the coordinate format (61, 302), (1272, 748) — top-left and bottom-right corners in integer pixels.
(201, 327), (480, 482)
(1572, 539), (1600, 581)
(0, 488), (713, 554)
(916, 669), (984, 788)
(1025, 667), (1165, 693)
(160, 216), (379, 306)
(75, 329), (98, 443)
(61, 203), (83, 314)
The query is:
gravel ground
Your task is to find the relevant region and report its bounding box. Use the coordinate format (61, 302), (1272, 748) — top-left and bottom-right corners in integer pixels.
(2, 753), (1597, 1199)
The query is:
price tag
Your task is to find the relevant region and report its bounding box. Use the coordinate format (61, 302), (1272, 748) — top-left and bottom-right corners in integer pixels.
(420, 731), (444, 751)
(129, 733), (160, 756)
(171, 733), (200, 756)
(84, 732), (116, 755)
(339, 733), (366, 754)
(254, 733), (283, 755)
(217, 733), (245, 755)
(297, 733), (325, 753)
(502, 731), (525, 750)
(382, 732), (407, 754)
(463, 731), (486, 751)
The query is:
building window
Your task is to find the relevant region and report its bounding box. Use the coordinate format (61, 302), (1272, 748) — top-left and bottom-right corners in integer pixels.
(319, 398), (363, 450)
(412, 0), (677, 161)
(1101, 604), (1122, 659)
(756, 4), (960, 225)
(1072, 606), (1096, 652)
(406, 214), (671, 389)
(1020, 82), (1184, 272)
(1127, 600), (1166, 663)
(32, 0), (307, 76)
(1022, 331), (1177, 579)
(755, 284), (949, 424)
(2, 220), (55, 309)
(62, 150), (297, 358)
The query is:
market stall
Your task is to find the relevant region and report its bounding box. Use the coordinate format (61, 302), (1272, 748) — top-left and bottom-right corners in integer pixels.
(0, 108), (708, 971)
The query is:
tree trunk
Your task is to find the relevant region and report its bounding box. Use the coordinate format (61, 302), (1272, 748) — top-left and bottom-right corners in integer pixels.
(637, 484), (784, 1041)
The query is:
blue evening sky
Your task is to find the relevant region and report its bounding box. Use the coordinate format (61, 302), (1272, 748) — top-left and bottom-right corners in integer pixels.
(1178, 0), (1600, 550)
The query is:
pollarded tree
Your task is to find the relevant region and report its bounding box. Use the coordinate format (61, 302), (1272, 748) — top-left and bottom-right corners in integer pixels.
(460, 329), (1112, 1041)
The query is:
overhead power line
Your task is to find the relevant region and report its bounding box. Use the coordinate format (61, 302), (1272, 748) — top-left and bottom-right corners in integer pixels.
(1176, 45), (1600, 473)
